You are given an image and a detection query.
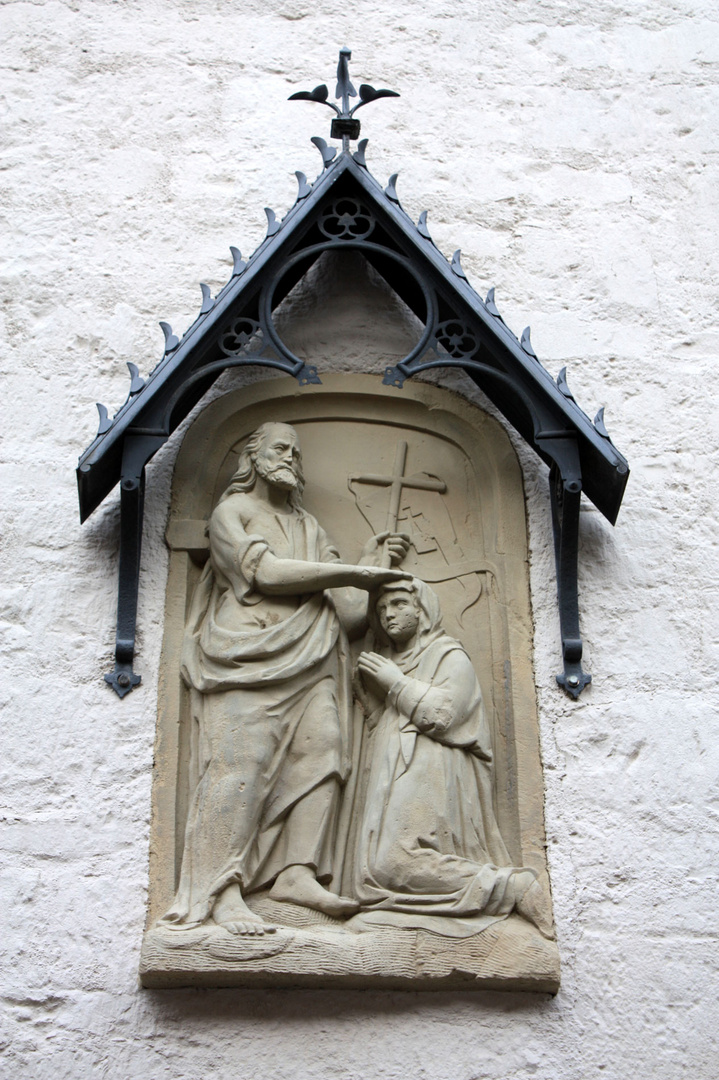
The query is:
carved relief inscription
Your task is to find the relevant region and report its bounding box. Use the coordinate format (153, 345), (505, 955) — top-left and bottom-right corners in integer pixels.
(141, 376), (560, 991)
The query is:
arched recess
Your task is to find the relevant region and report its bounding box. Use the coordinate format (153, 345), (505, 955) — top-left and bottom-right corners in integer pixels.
(147, 374), (548, 934)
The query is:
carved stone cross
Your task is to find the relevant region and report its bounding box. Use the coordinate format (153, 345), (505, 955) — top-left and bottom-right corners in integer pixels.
(349, 439), (447, 563)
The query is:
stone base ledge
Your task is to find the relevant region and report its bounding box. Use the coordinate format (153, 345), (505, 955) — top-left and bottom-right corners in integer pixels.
(139, 912), (560, 993)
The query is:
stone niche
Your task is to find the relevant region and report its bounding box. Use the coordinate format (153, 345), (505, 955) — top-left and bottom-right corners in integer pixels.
(140, 373), (560, 992)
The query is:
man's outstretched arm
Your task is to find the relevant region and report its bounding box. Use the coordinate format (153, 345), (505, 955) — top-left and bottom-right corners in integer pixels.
(254, 551), (410, 595)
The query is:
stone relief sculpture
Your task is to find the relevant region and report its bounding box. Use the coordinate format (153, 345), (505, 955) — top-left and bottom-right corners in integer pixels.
(160, 422), (410, 935)
(141, 377), (561, 990)
(159, 418), (549, 941)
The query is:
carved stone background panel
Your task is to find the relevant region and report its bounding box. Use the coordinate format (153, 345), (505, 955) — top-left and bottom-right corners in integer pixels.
(141, 375), (558, 990)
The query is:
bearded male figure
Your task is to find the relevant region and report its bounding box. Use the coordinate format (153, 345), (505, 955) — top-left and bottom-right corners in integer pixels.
(160, 422), (409, 936)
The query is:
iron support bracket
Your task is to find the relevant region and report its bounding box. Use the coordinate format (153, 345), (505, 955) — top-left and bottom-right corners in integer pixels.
(104, 434), (165, 698)
(544, 437), (591, 698)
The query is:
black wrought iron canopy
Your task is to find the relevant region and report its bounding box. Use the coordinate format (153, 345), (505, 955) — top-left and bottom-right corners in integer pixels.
(77, 48), (629, 700)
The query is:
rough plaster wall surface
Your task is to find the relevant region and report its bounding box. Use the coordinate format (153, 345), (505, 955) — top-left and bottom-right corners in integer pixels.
(1, 0), (718, 1077)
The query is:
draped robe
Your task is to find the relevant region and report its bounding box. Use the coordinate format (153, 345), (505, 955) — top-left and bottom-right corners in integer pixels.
(346, 581), (534, 937)
(160, 492), (352, 929)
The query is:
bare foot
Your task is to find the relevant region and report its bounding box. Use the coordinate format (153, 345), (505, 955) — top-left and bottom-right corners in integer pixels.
(221, 918), (275, 936)
(213, 883), (276, 935)
(514, 876), (555, 940)
(269, 865), (360, 918)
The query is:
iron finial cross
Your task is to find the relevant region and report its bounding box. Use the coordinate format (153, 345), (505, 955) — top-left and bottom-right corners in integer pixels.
(289, 47), (399, 149)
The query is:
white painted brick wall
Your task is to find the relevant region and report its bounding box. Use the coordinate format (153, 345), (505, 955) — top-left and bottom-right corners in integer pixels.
(2, 2), (718, 1077)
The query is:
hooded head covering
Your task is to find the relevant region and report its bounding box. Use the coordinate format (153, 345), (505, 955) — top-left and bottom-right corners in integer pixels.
(367, 577), (446, 673)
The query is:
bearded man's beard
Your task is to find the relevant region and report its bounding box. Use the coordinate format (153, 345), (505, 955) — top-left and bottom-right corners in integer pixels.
(255, 458), (299, 490)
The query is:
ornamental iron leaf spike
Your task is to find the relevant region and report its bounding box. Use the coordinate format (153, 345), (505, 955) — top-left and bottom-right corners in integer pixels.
(520, 326), (538, 359)
(353, 138), (369, 167)
(310, 136), (336, 168)
(288, 84), (334, 109)
(126, 362), (144, 395)
(96, 402), (111, 436)
(358, 83), (399, 107)
(264, 208), (280, 238)
(290, 48), (399, 147)
(159, 321), (180, 353)
(229, 246), (246, 276)
(451, 250), (467, 279)
(417, 210), (432, 240)
(384, 173), (400, 203)
(557, 366), (576, 402)
(485, 287), (504, 321)
(199, 283), (215, 314)
(594, 407), (610, 439)
(295, 171), (312, 200)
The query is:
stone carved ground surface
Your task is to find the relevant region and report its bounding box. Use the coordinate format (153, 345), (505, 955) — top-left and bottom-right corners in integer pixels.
(140, 914), (559, 992)
(2, 1), (719, 1078)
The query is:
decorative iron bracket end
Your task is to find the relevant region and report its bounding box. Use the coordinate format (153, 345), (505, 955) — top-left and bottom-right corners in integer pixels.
(556, 668), (591, 699)
(105, 666), (141, 698)
(297, 364), (322, 386)
(548, 452), (591, 699)
(383, 365), (406, 388)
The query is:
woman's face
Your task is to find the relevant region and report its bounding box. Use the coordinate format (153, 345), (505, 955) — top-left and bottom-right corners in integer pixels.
(376, 590), (420, 646)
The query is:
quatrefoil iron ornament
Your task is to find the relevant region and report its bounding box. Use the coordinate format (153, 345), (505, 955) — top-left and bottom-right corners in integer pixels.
(319, 199), (374, 241)
(219, 317), (263, 358)
(434, 320), (479, 359)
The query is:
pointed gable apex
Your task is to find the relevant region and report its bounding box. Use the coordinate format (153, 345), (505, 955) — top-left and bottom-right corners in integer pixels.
(77, 148), (627, 525)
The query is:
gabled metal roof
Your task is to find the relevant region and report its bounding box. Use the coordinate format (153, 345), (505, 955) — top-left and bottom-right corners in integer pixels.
(78, 48), (629, 699)
(77, 146), (628, 524)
